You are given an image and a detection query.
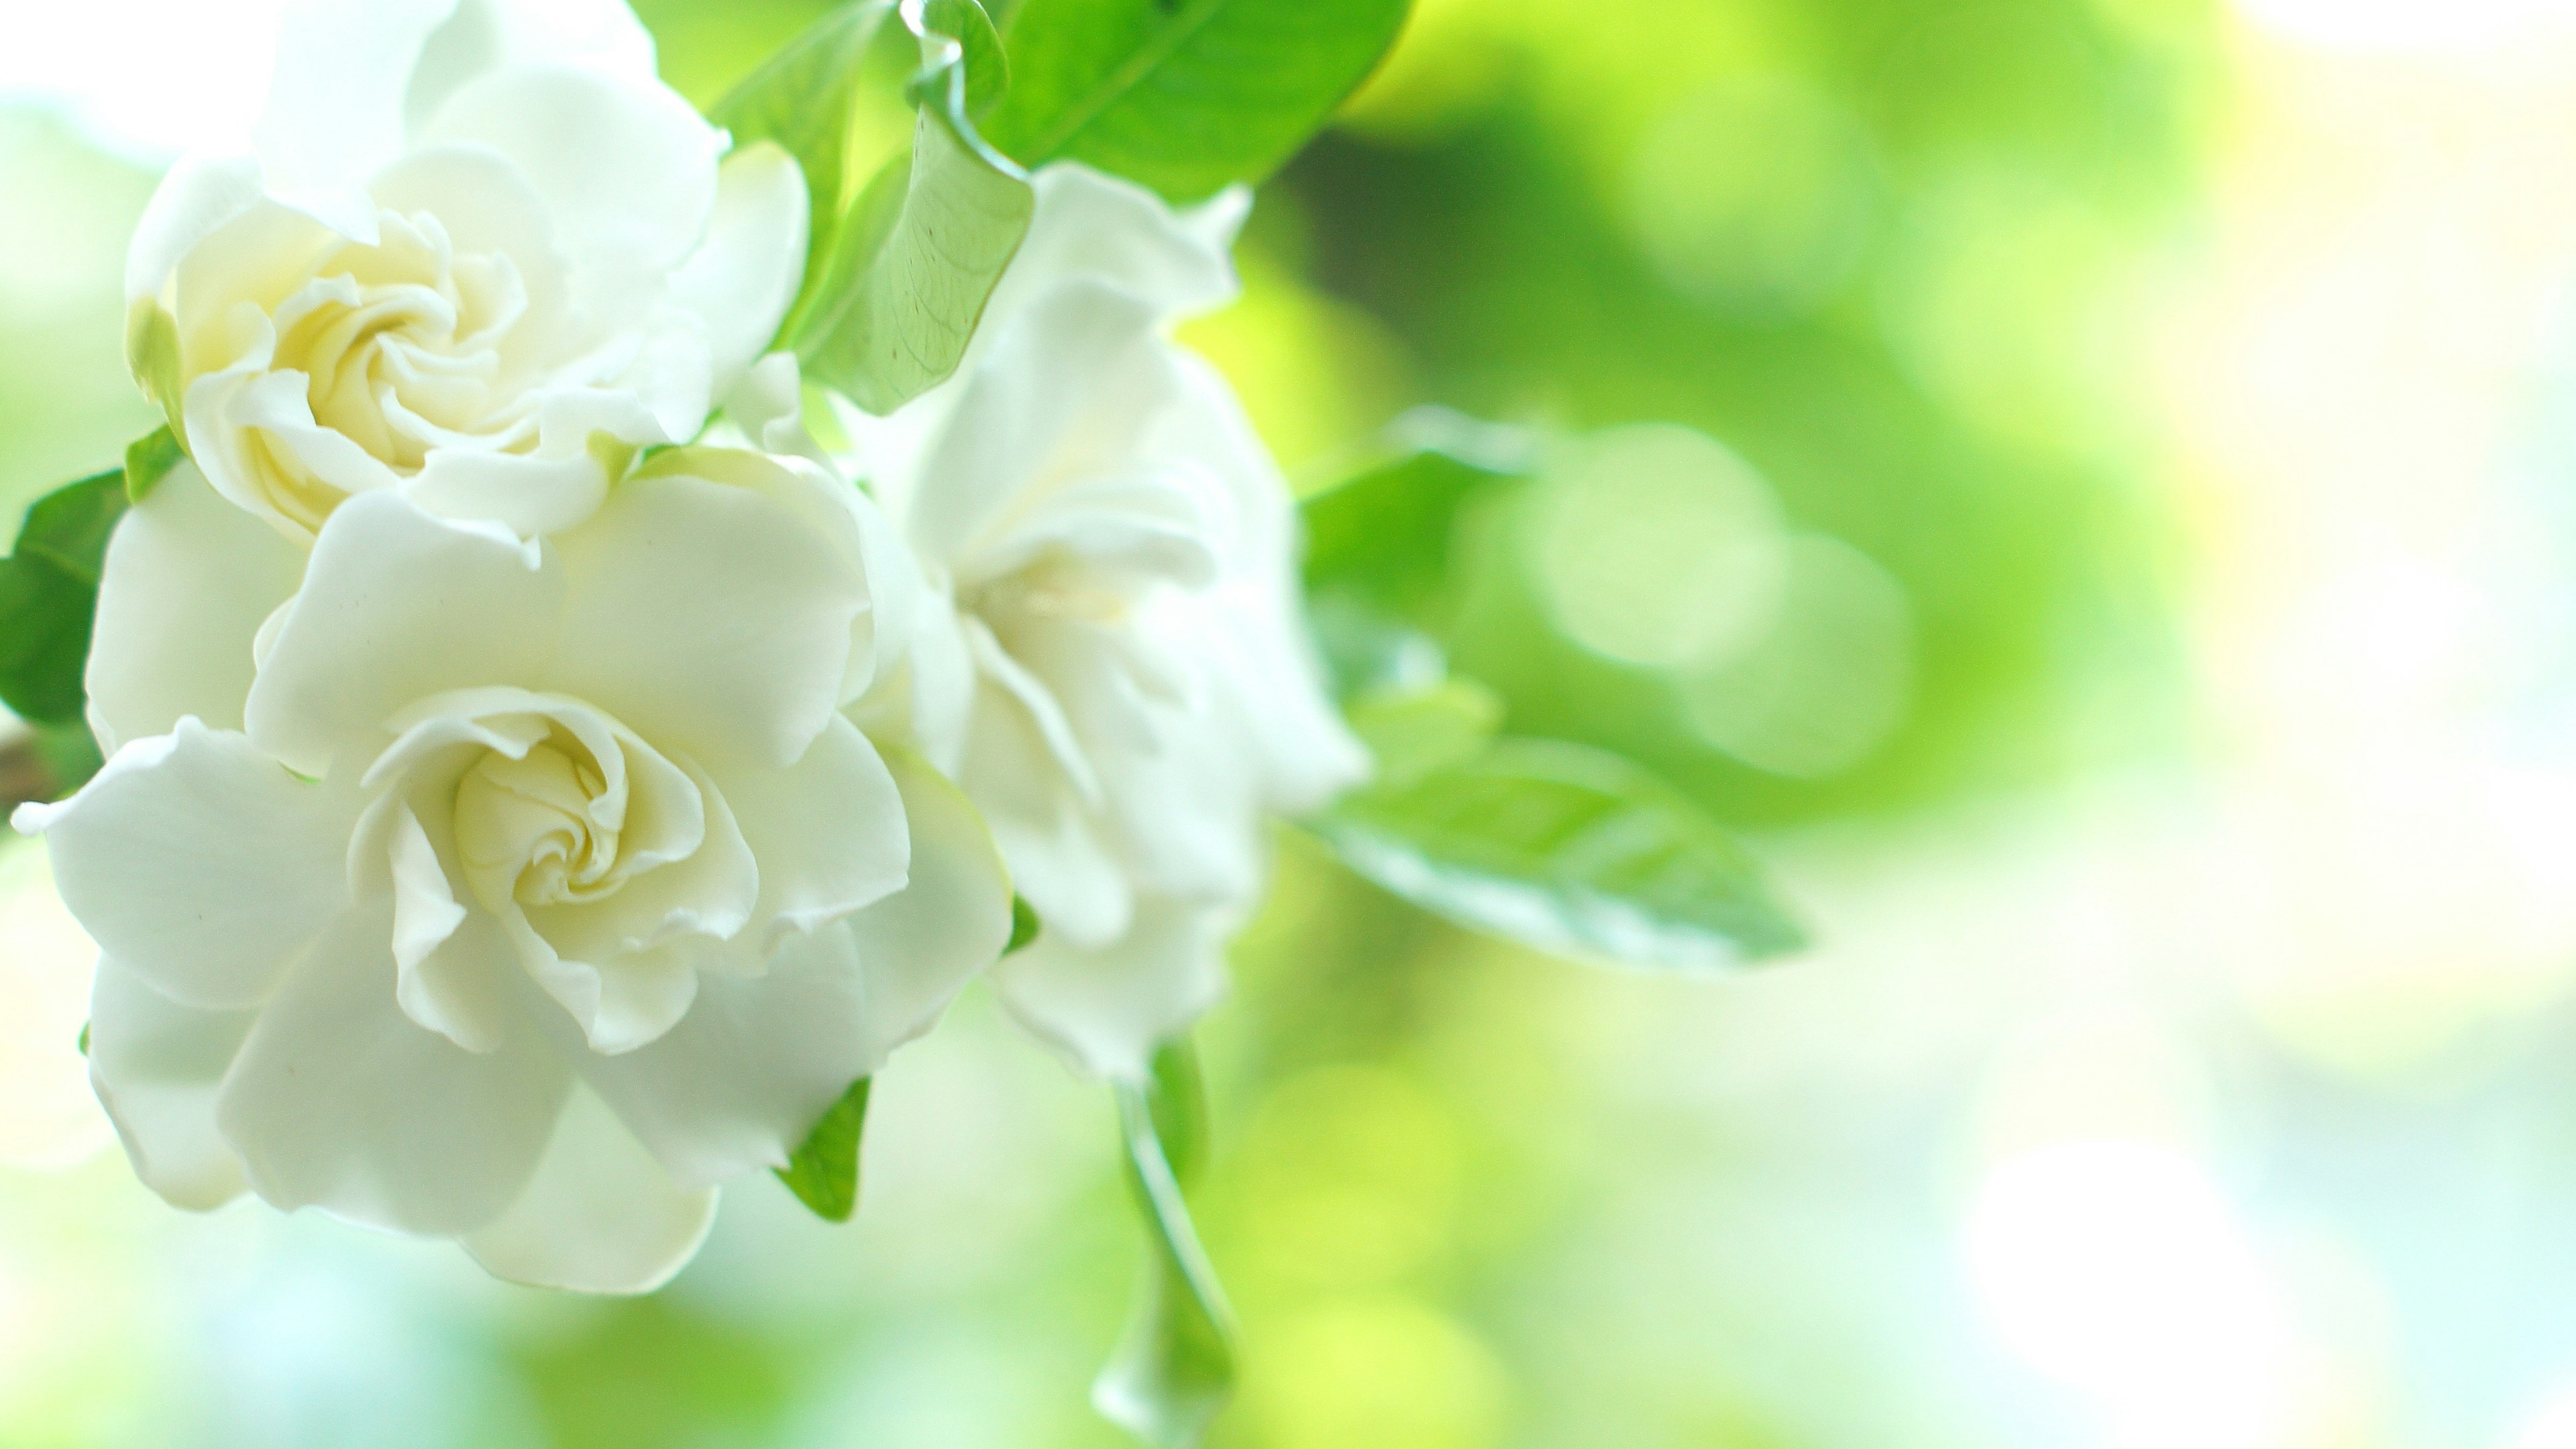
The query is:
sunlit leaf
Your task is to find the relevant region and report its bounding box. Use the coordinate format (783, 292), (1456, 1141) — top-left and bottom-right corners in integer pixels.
(712, 0), (899, 297)
(1007, 894), (1041, 954)
(1312, 736), (1806, 968)
(985, 0), (1412, 202)
(774, 1075), (871, 1223)
(712, 1), (1028, 415)
(1095, 1038), (1234, 1448)
(0, 469), (127, 728)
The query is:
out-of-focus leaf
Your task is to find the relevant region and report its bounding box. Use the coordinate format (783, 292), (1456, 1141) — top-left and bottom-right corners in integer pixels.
(1300, 410), (1536, 694)
(983, 0), (1411, 202)
(774, 1075), (871, 1222)
(1312, 736), (1807, 968)
(0, 470), (127, 729)
(1007, 894), (1041, 954)
(790, 1), (1035, 414)
(122, 426), (183, 504)
(1344, 677), (1503, 787)
(1095, 1038), (1234, 1448)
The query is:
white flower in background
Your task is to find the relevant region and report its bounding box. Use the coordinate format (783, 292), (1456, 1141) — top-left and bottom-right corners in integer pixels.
(15, 451), (1009, 1292)
(843, 164), (1369, 1079)
(127, 0), (808, 541)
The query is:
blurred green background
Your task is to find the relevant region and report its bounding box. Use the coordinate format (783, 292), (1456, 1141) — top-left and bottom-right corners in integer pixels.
(14, 0), (2576, 1446)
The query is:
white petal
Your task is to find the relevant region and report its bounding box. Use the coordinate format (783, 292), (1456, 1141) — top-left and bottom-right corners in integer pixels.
(86, 957), (257, 1210)
(462, 1081), (715, 1294)
(546, 934), (869, 1187)
(404, 0), (660, 136)
(509, 919), (705, 1057)
(551, 474), (863, 767)
(405, 445), (612, 540)
(712, 715), (907, 941)
(983, 164), (1243, 336)
(125, 154), (267, 305)
(639, 444), (908, 704)
(366, 142), (570, 301)
(422, 65), (724, 273)
(24, 721), (347, 1010)
(994, 894), (1240, 1081)
(256, 0), (466, 239)
(84, 462), (305, 755)
(246, 492), (559, 777)
(382, 803), (518, 1054)
(837, 745), (1015, 1067)
(674, 143), (810, 398)
(216, 902), (570, 1236)
(904, 282), (1165, 565)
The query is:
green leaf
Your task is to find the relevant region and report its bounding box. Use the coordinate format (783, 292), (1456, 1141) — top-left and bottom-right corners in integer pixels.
(1311, 736), (1807, 969)
(1300, 410), (1536, 695)
(1095, 1038), (1234, 1448)
(0, 470), (128, 728)
(124, 301), (186, 446)
(712, 0), (900, 299)
(737, 0), (1033, 415)
(123, 425), (183, 504)
(773, 1075), (871, 1222)
(796, 85), (1034, 413)
(983, 0), (1412, 202)
(1007, 894), (1042, 954)
(1343, 677), (1504, 788)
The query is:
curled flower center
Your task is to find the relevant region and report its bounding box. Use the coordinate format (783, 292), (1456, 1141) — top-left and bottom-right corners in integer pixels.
(274, 211), (541, 475)
(453, 734), (630, 909)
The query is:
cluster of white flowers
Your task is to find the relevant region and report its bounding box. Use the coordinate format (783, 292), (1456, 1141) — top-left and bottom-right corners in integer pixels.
(15, 0), (1360, 1291)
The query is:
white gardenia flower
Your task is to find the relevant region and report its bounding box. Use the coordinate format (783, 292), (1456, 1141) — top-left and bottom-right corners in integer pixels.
(843, 164), (1370, 1079)
(15, 450), (1009, 1292)
(127, 0), (809, 542)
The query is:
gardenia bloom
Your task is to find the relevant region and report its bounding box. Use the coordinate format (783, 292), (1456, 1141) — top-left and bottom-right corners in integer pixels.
(16, 451), (1009, 1291)
(843, 164), (1369, 1079)
(127, 0), (808, 542)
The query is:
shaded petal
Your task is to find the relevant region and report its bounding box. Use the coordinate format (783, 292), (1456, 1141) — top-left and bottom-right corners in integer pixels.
(712, 714), (906, 941)
(84, 462), (305, 755)
(994, 894), (1239, 1081)
(422, 64), (724, 274)
(837, 745), (1014, 1067)
(543, 931), (863, 1187)
(462, 1081), (715, 1293)
(18, 721), (347, 1010)
(246, 492), (559, 777)
(216, 902), (570, 1236)
(673, 142), (809, 397)
(905, 282), (1165, 565)
(86, 957), (257, 1210)
(550, 474), (862, 767)
(498, 906), (704, 1057)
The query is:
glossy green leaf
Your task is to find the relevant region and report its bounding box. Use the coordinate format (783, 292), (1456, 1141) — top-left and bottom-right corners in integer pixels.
(1312, 736), (1807, 969)
(123, 425), (183, 504)
(0, 470), (127, 728)
(1007, 894), (1042, 955)
(984, 0), (1412, 202)
(1095, 1039), (1234, 1448)
(774, 1075), (871, 1222)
